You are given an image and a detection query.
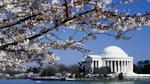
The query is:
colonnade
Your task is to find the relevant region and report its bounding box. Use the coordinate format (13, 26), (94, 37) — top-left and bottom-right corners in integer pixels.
(88, 57), (134, 74)
(104, 59), (133, 73)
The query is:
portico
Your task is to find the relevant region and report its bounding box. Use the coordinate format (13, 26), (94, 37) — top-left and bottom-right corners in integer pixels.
(103, 58), (133, 73)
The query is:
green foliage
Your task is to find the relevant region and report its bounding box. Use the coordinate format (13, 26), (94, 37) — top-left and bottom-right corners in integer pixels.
(78, 61), (86, 74)
(27, 67), (41, 74)
(41, 66), (58, 76)
(57, 64), (80, 74)
(95, 67), (111, 74)
(57, 64), (70, 73)
(133, 64), (139, 73)
(69, 64), (79, 74)
(134, 60), (150, 74)
(93, 67), (111, 78)
(118, 72), (124, 80)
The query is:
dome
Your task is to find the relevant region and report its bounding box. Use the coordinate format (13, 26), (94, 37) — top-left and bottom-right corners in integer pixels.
(101, 46), (128, 57)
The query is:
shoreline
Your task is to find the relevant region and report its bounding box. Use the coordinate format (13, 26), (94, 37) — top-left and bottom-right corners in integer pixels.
(1, 76), (150, 82)
(30, 77), (150, 82)
(1, 78), (150, 82)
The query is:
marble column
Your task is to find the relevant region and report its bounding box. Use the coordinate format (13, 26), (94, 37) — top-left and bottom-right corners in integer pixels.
(114, 61), (117, 73)
(108, 60), (110, 67)
(128, 61), (130, 72)
(131, 61), (133, 72)
(127, 61), (129, 72)
(124, 61), (126, 72)
(118, 60), (120, 73)
(95, 60), (97, 68)
(122, 61), (124, 72)
(120, 60), (123, 72)
(91, 61), (94, 68)
(105, 61), (108, 67)
(127, 61), (128, 72)
(124, 61), (127, 72)
(123, 61), (125, 72)
(125, 61), (127, 72)
(97, 61), (99, 68)
(110, 60), (113, 73)
(103, 60), (106, 66)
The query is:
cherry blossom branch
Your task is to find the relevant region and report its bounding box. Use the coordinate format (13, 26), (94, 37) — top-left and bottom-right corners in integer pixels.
(0, 13), (42, 30)
(0, 9), (96, 50)
(0, 8), (150, 51)
(64, 0), (69, 20)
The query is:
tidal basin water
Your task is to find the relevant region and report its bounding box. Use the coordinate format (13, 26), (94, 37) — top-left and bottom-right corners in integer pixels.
(0, 80), (150, 84)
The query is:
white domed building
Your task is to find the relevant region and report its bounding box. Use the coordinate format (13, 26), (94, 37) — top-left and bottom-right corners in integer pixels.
(84, 46), (135, 76)
(84, 46), (150, 78)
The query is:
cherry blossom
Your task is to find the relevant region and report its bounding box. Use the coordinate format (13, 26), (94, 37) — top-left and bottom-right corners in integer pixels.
(0, 0), (149, 70)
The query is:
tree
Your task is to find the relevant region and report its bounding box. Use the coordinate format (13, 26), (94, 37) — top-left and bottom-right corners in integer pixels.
(57, 64), (79, 73)
(41, 65), (59, 76)
(57, 64), (70, 73)
(93, 67), (111, 78)
(134, 60), (150, 74)
(118, 72), (124, 80)
(69, 64), (79, 74)
(133, 64), (139, 73)
(78, 61), (86, 73)
(0, 0), (150, 67)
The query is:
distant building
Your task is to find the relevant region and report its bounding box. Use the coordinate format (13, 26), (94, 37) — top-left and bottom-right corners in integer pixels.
(84, 46), (150, 78)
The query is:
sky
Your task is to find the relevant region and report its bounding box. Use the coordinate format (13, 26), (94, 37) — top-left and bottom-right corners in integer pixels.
(54, 0), (150, 65)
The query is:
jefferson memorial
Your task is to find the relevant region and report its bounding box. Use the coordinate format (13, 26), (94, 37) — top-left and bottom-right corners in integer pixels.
(84, 46), (150, 77)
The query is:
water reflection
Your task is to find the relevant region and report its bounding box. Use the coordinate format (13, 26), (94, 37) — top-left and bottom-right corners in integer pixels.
(89, 81), (134, 84)
(0, 80), (150, 84)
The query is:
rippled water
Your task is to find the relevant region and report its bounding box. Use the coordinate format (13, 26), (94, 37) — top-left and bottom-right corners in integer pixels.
(0, 79), (149, 84)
